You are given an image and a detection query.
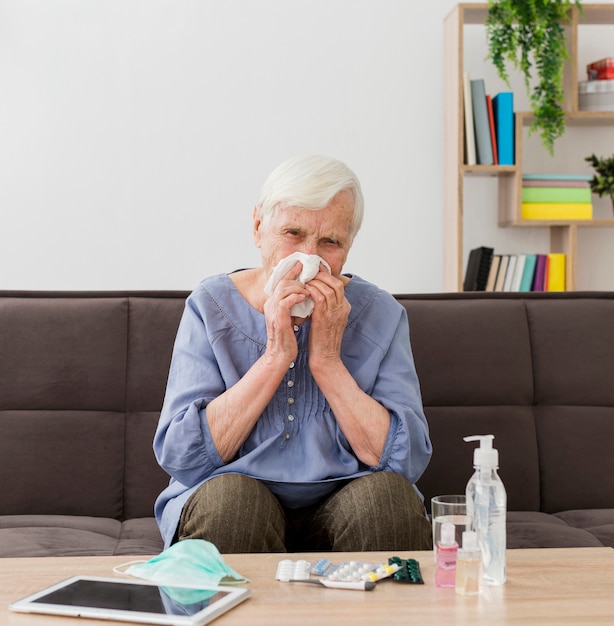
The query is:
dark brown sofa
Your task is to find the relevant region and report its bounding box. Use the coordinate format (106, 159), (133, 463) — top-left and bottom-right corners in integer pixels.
(1, 290), (613, 557)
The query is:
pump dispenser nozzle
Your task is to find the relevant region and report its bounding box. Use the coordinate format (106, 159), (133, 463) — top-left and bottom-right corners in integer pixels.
(464, 434), (498, 467)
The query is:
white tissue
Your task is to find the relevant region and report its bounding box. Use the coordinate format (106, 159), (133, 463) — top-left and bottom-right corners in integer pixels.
(264, 252), (331, 318)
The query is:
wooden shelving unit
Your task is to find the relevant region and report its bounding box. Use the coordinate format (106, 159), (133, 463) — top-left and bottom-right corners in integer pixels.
(444, 3), (614, 291)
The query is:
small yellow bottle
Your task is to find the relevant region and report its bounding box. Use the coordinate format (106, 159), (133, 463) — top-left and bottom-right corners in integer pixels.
(455, 531), (481, 596)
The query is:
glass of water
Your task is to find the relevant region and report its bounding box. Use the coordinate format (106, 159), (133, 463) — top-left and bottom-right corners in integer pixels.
(431, 495), (470, 559)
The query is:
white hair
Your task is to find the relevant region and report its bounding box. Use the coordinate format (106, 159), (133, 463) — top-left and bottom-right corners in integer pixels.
(255, 155), (364, 240)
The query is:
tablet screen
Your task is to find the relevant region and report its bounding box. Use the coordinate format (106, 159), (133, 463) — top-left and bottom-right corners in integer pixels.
(10, 576), (250, 625)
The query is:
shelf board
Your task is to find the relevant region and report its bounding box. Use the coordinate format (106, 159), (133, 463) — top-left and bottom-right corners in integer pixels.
(500, 219), (614, 228)
(462, 165), (516, 176)
(518, 110), (614, 126)
(457, 3), (614, 26)
(579, 4), (614, 24)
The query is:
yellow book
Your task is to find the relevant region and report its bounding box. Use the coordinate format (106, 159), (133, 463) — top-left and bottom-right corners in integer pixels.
(546, 253), (566, 291)
(521, 202), (592, 220)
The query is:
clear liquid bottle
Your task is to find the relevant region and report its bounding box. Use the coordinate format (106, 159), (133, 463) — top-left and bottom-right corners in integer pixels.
(464, 434), (507, 585)
(435, 521), (458, 588)
(455, 530), (482, 595)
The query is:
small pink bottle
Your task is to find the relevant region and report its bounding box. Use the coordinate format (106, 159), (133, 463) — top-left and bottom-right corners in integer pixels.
(435, 522), (458, 588)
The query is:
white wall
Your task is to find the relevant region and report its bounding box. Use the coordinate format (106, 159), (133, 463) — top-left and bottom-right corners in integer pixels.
(1, 0), (613, 293)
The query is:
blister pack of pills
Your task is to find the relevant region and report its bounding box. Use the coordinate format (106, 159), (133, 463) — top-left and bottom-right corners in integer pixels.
(388, 557), (424, 584)
(311, 559), (380, 581)
(276, 557), (422, 588)
(276, 559), (311, 581)
(275, 559), (375, 590)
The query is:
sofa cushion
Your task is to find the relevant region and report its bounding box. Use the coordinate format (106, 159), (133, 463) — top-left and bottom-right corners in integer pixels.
(536, 406), (614, 514)
(405, 299), (540, 512)
(0, 411), (124, 518)
(0, 297), (128, 411)
(0, 515), (163, 557)
(124, 412), (172, 519)
(125, 297), (185, 412)
(416, 406), (540, 512)
(554, 509), (614, 547)
(506, 511), (606, 548)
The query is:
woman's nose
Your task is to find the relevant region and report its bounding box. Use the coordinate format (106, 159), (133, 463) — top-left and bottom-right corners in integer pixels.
(301, 239), (317, 255)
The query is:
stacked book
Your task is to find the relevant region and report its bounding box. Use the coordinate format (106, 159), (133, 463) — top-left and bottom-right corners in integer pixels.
(580, 57), (614, 111)
(463, 246), (566, 292)
(463, 74), (514, 166)
(521, 174), (593, 220)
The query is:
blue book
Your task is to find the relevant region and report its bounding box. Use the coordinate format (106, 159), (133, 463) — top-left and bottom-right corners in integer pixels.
(519, 254), (537, 291)
(492, 92), (514, 165)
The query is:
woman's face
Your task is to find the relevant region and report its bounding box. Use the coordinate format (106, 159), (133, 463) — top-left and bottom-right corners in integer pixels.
(253, 190), (355, 277)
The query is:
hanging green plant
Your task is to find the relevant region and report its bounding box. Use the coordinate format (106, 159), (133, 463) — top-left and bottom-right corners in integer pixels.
(485, 0), (583, 155)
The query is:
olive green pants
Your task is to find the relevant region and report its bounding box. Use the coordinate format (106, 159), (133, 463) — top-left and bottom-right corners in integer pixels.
(178, 471), (432, 553)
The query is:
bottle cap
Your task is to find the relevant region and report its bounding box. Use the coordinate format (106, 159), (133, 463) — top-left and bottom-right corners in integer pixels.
(464, 434), (498, 467)
(461, 530), (478, 551)
(440, 522), (456, 547)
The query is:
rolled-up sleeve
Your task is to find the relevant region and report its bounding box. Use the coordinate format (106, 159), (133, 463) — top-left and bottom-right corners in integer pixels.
(348, 302), (432, 485)
(154, 291), (226, 487)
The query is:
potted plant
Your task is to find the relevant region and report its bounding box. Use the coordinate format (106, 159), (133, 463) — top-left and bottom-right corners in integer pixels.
(585, 153), (614, 214)
(485, 0), (583, 155)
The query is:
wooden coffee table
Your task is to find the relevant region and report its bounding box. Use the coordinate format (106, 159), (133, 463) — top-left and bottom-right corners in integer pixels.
(3, 548), (614, 625)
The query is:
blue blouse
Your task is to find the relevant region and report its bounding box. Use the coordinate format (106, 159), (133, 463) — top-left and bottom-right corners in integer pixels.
(153, 273), (431, 547)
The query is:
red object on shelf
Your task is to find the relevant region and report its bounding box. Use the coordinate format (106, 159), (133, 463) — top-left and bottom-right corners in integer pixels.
(587, 57), (614, 80)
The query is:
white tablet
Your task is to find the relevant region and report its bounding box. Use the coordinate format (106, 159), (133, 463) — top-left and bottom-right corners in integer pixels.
(9, 575), (250, 625)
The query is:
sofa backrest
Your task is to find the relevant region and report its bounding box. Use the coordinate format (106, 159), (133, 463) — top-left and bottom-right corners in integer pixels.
(401, 292), (614, 514)
(0, 292), (188, 520)
(2, 290), (613, 520)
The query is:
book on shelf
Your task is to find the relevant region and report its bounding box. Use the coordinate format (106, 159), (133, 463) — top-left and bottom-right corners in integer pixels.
(486, 95), (498, 165)
(492, 92), (514, 165)
(473, 250), (564, 292)
(521, 186), (592, 203)
(522, 173), (592, 182)
(521, 202), (593, 220)
(470, 79), (494, 165)
(522, 178), (590, 188)
(532, 254), (548, 291)
(494, 255), (509, 292)
(463, 246), (494, 291)
(485, 254), (501, 291)
(545, 253), (566, 292)
(510, 254), (526, 292)
(463, 73), (477, 166)
(502, 254), (517, 291)
(519, 254), (537, 292)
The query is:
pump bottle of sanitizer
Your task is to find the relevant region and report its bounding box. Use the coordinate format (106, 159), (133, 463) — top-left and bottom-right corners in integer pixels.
(464, 434), (507, 585)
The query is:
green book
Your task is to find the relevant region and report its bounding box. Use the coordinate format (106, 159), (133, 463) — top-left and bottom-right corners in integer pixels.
(521, 186), (592, 203)
(519, 254), (537, 291)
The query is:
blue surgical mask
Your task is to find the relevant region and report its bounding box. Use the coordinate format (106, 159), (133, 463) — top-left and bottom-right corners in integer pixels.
(115, 539), (249, 592)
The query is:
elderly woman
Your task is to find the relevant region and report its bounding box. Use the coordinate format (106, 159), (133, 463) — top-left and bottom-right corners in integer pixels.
(154, 155), (432, 552)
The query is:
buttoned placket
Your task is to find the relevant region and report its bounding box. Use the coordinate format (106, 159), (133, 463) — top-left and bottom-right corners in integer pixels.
(282, 326), (300, 443)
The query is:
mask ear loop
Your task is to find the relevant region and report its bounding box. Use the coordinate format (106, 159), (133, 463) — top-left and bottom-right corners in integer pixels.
(112, 560), (147, 577)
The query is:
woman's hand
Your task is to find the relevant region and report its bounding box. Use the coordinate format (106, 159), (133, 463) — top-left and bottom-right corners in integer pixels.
(306, 269), (389, 467)
(305, 268), (351, 368)
(263, 261), (310, 364)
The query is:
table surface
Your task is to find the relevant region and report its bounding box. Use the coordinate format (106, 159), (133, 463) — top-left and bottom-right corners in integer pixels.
(3, 548), (614, 625)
